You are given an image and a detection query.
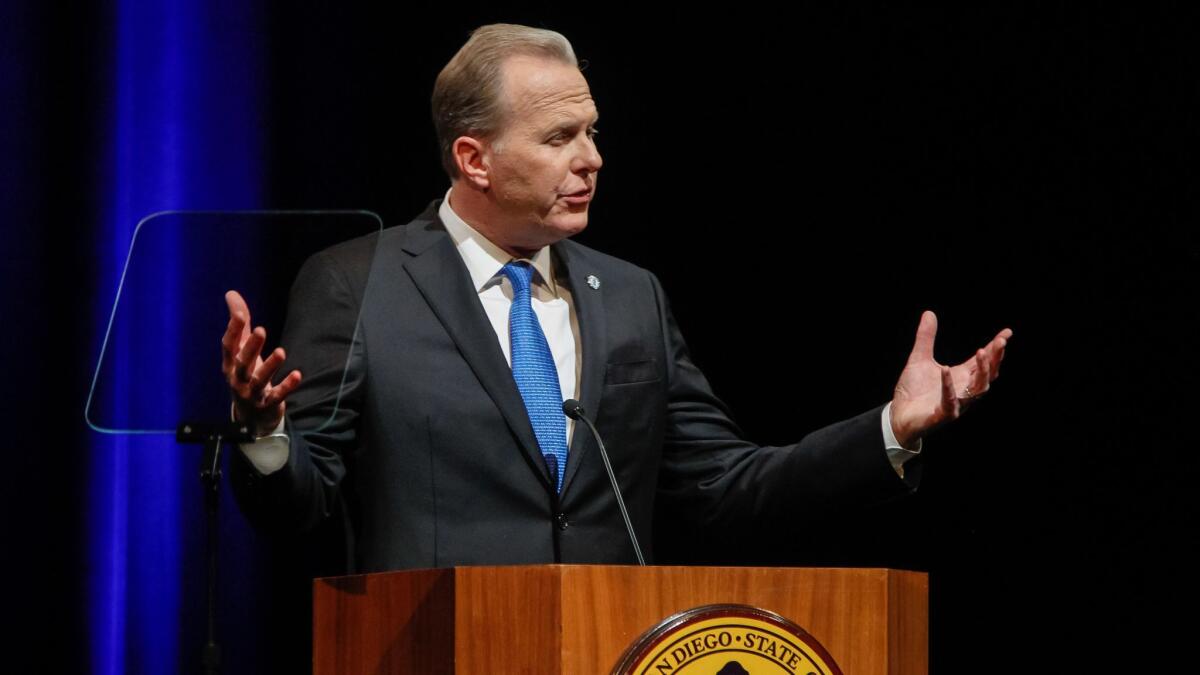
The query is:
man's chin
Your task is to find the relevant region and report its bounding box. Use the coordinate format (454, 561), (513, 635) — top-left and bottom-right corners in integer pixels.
(545, 213), (589, 240)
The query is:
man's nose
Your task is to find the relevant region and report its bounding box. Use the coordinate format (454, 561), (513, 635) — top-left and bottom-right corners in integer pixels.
(573, 137), (603, 173)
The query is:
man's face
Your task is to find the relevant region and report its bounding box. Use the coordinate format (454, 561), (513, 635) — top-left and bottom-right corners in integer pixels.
(481, 54), (602, 251)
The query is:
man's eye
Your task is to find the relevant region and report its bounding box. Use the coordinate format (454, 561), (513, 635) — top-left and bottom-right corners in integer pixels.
(546, 128), (598, 144)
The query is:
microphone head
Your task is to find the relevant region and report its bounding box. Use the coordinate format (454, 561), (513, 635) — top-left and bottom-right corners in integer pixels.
(562, 399), (585, 419)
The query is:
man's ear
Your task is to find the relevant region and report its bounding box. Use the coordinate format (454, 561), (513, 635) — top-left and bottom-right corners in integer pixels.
(453, 135), (490, 190)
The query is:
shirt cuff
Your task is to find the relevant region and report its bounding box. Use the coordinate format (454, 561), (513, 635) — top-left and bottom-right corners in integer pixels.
(882, 401), (922, 480)
(232, 403), (291, 475)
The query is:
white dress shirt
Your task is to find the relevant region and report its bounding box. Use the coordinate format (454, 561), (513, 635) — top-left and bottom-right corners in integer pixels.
(240, 187), (920, 478)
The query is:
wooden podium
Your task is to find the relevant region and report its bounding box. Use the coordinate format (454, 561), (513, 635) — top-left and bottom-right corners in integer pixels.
(313, 565), (927, 674)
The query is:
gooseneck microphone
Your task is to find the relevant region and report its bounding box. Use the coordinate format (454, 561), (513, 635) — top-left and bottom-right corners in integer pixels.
(563, 399), (646, 565)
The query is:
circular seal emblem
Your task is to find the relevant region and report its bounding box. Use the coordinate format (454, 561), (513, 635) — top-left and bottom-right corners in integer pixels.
(612, 604), (842, 675)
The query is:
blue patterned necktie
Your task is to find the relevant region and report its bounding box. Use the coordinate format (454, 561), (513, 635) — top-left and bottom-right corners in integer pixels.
(502, 261), (568, 492)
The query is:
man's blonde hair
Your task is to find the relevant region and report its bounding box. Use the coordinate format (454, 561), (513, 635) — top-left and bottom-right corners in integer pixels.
(432, 24), (578, 178)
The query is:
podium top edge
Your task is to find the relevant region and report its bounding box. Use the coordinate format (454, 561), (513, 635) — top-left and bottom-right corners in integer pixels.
(313, 564), (928, 585)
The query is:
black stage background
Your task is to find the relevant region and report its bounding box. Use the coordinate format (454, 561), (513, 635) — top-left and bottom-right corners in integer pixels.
(5, 2), (1197, 672)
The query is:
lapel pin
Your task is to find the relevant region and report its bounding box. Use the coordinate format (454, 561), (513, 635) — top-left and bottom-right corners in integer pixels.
(586, 274), (601, 290)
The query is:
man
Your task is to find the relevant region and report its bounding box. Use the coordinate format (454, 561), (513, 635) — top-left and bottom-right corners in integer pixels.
(223, 24), (1011, 572)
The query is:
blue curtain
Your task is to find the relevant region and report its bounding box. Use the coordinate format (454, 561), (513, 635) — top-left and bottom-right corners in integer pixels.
(85, 2), (266, 673)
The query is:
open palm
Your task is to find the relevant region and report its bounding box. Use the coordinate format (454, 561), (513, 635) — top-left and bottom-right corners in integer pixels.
(890, 311), (1012, 448)
(221, 290), (303, 437)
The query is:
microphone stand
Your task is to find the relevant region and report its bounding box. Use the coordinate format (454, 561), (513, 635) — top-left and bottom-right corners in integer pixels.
(563, 400), (645, 565)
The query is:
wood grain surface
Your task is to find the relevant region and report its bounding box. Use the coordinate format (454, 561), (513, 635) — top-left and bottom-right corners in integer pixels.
(313, 565), (928, 674)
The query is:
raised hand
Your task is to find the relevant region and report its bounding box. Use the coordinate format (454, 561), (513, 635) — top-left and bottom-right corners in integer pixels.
(221, 290), (302, 437)
(889, 310), (1012, 448)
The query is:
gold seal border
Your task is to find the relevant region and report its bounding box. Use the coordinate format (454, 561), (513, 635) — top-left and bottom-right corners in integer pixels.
(611, 604), (844, 675)
(638, 621), (823, 674)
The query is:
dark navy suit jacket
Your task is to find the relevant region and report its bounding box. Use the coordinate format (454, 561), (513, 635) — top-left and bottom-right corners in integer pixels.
(232, 200), (918, 572)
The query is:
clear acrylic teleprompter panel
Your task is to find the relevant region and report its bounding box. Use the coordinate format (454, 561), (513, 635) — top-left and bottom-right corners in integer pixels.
(85, 211), (383, 435)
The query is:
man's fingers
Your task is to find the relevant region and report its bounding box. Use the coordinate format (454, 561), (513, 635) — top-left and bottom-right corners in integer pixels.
(940, 365), (957, 418)
(973, 348), (991, 394)
(225, 291), (252, 339)
(986, 331), (1010, 379)
(234, 326), (267, 382)
(225, 290), (250, 318)
(221, 316), (246, 369)
(989, 339), (1006, 378)
(223, 291), (252, 372)
(908, 310), (939, 364)
(263, 370), (302, 408)
(251, 347), (287, 390)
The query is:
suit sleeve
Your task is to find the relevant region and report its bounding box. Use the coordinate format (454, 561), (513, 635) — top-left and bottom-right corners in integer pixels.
(231, 247), (368, 533)
(648, 271), (920, 533)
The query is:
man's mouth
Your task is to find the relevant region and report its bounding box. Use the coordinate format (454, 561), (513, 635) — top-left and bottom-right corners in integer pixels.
(561, 187), (592, 204)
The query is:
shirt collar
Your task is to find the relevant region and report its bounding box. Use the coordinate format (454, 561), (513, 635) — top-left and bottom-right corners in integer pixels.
(438, 186), (558, 295)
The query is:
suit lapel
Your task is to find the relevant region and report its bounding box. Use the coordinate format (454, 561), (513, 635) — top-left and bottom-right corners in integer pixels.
(400, 209), (554, 492)
(555, 241), (607, 497)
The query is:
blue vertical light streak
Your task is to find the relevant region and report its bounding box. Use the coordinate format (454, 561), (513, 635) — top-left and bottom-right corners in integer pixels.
(89, 2), (263, 673)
